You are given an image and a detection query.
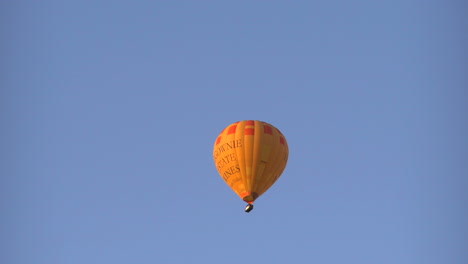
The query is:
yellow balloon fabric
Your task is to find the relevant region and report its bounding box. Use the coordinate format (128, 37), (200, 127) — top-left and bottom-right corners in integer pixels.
(213, 120), (288, 204)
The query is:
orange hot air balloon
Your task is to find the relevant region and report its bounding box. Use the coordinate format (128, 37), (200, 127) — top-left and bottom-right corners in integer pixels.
(213, 120), (288, 212)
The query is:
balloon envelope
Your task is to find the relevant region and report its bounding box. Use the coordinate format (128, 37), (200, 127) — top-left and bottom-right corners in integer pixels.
(213, 120), (288, 204)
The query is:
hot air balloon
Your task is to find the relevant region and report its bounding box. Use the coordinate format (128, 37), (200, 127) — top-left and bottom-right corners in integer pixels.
(213, 120), (288, 212)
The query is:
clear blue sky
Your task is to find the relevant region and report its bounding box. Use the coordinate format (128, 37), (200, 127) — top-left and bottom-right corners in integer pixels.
(2, 1), (467, 263)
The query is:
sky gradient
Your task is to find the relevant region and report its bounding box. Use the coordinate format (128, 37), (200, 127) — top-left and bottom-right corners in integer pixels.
(2, 1), (467, 263)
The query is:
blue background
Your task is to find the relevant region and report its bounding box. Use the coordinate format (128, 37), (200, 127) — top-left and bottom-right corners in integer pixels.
(2, 1), (467, 263)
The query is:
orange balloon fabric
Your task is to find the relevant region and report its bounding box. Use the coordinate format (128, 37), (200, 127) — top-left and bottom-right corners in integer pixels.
(213, 120), (288, 204)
